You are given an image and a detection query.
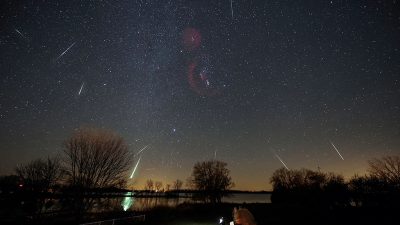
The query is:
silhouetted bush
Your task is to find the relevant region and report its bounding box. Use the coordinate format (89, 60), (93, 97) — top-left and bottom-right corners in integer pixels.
(188, 160), (234, 203)
(349, 175), (400, 207)
(347, 156), (400, 208)
(270, 155), (400, 208)
(13, 157), (63, 220)
(270, 168), (349, 207)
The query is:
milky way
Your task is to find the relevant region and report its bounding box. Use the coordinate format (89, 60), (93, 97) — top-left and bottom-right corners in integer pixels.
(0, 0), (399, 190)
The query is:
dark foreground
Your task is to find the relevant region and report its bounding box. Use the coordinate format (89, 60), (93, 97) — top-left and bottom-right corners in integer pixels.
(143, 203), (398, 225)
(1, 203), (399, 225)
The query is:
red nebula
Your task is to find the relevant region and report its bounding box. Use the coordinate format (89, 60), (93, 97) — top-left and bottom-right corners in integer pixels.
(182, 28), (201, 51)
(187, 61), (219, 97)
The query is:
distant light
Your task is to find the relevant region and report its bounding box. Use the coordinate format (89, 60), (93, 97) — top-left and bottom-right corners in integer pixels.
(219, 217), (224, 224)
(19, 184), (23, 188)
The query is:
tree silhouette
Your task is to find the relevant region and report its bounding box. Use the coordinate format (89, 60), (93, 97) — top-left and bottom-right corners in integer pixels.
(368, 155), (400, 187)
(62, 128), (132, 218)
(347, 156), (400, 207)
(270, 168), (348, 207)
(15, 157), (62, 217)
(16, 157), (62, 193)
(173, 179), (183, 191)
(155, 181), (163, 192)
(145, 179), (154, 191)
(348, 175), (384, 207)
(189, 160), (234, 203)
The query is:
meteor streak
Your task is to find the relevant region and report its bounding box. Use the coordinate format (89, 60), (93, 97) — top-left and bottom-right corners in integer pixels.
(330, 141), (344, 160)
(129, 156), (141, 179)
(15, 28), (27, 40)
(55, 42), (76, 61)
(230, 0), (234, 19)
(274, 153), (289, 170)
(134, 144), (149, 157)
(78, 82), (84, 95)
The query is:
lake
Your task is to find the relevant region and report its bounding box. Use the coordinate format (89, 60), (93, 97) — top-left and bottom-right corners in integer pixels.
(35, 193), (271, 213)
(108, 193), (271, 211)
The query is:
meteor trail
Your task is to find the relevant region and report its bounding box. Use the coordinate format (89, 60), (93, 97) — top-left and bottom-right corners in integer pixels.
(274, 153), (289, 170)
(15, 28), (27, 40)
(129, 156), (142, 179)
(134, 144), (149, 157)
(78, 82), (84, 95)
(230, 0), (234, 19)
(55, 42), (76, 61)
(129, 145), (149, 179)
(330, 141), (344, 160)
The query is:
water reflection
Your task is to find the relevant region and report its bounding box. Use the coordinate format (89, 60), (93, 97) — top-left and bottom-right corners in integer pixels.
(37, 193), (271, 213)
(121, 191), (134, 211)
(97, 193), (271, 212)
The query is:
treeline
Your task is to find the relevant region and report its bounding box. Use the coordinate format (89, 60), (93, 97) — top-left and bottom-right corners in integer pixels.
(0, 128), (134, 223)
(0, 127), (235, 223)
(141, 178), (184, 192)
(1, 126), (399, 223)
(270, 156), (400, 208)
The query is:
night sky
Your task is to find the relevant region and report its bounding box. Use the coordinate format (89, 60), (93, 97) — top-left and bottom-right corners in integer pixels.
(1, 0), (399, 190)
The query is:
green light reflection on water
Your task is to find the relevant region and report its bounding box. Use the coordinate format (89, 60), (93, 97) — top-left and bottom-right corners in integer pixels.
(121, 191), (134, 211)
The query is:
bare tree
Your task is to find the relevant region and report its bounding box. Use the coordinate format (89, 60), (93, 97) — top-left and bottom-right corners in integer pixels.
(189, 160), (234, 203)
(270, 168), (301, 191)
(173, 179), (183, 191)
(16, 157), (62, 193)
(145, 179), (154, 191)
(15, 157), (63, 216)
(62, 128), (132, 216)
(368, 155), (400, 185)
(155, 181), (163, 192)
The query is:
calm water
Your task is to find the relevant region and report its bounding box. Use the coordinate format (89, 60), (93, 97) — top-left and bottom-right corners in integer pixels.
(101, 193), (271, 211)
(35, 193), (271, 213)
(223, 193), (271, 204)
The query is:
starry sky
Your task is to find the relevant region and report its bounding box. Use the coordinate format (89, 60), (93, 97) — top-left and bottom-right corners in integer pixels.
(0, 0), (399, 190)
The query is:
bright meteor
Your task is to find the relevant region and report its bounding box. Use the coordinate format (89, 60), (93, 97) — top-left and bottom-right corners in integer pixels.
(55, 42), (76, 61)
(274, 153), (289, 170)
(330, 141), (344, 160)
(78, 82), (84, 95)
(129, 145), (150, 179)
(129, 156), (142, 179)
(15, 28), (27, 40)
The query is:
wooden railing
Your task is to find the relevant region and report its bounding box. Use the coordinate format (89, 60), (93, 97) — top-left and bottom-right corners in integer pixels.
(80, 215), (145, 225)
